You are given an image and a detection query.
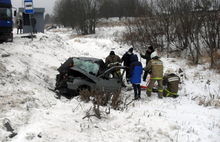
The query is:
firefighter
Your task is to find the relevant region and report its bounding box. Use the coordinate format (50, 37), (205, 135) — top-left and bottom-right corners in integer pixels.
(105, 51), (126, 87)
(143, 52), (163, 98)
(105, 51), (122, 78)
(140, 46), (154, 81)
(163, 68), (180, 98)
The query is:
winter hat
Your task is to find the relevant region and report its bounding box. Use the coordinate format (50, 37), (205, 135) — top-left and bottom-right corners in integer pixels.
(128, 48), (133, 53)
(148, 46), (154, 52)
(110, 51), (115, 55)
(151, 52), (158, 59)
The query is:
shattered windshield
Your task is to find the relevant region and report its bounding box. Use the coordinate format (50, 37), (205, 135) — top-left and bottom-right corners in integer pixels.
(73, 58), (99, 75)
(0, 8), (12, 20)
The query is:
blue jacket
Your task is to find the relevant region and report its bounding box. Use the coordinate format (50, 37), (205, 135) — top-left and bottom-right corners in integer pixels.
(129, 55), (143, 84)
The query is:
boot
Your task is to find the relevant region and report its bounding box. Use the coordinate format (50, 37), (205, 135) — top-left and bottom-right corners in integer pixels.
(158, 92), (163, 99)
(122, 81), (127, 87)
(146, 90), (151, 97)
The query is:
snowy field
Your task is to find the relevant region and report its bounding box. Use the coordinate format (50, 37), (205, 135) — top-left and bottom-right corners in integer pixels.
(0, 24), (220, 142)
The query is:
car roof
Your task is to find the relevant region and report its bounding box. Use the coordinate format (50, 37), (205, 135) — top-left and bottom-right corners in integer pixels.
(73, 57), (107, 74)
(74, 57), (102, 62)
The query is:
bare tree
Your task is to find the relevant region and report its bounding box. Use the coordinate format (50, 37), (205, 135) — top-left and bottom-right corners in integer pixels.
(200, 0), (220, 67)
(122, 0), (220, 68)
(53, 0), (101, 34)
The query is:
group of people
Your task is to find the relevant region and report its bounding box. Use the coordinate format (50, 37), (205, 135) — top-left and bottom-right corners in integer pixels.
(105, 46), (180, 100)
(16, 16), (37, 34)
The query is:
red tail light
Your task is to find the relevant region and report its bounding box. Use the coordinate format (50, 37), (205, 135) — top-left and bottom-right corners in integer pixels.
(63, 75), (65, 79)
(69, 62), (73, 67)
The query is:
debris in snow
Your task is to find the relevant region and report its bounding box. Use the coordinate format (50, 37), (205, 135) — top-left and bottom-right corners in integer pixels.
(2, 54), (10, 57)
(3, 118), (17, 138)
(38, 132), (42, 138)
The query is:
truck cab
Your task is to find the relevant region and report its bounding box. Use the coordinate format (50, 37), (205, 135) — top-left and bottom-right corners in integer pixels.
(0, 0), (13, 42)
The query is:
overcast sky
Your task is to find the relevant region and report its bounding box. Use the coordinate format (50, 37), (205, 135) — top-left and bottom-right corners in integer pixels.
(11, 0), (55, 15)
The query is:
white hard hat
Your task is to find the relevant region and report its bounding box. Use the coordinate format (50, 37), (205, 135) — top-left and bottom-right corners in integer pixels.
(166, 68), (175, 74)
(151, 52), (158, 59)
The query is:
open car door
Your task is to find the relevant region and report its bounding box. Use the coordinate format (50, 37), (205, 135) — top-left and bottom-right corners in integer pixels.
(97, 66), (126, 93)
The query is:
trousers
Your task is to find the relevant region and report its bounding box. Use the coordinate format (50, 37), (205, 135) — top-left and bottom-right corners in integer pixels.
(132, 84), (141, 97)
(146, 79), (163, 98)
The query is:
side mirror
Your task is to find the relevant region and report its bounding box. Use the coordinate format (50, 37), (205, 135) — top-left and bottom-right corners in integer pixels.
(14, 11), (17, 17)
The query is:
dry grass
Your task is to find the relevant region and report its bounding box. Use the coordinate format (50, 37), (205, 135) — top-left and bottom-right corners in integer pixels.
(80, 88), (132, 119)
(0, 63), (6, 72)
(200, 51), (220, 72)
(97, 20), (128, 27)
(198, 93), (220, 108)
(198, 86), (220, 108)
(200, 53), (211, 64)
(79, 88), (121, 108)
(51, 29), (70, 33)
(213, 52), (220, 72)
(70, 35), (87, 39)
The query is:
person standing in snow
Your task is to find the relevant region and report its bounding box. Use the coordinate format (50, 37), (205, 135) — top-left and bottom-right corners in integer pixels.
(105, 51), (122, 78)
(163, 68), (180, 98)
(140, 46), (154, 81)
(16, 18), (22, 34)
(31, 16), (37, 34)
(143, 52), (163, 98)
(121, 48), (134, 83)
(129, 54), (143, 100)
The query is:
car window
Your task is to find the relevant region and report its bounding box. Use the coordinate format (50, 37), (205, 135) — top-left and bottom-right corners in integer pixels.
(73, 58), (99, 75)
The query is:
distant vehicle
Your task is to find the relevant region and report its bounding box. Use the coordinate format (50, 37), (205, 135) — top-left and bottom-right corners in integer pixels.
(0, 0), (16, 42)
(55, 57), (126, 97)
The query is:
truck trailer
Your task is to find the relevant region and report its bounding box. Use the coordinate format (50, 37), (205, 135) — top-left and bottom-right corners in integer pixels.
(0, 0), (14, 42)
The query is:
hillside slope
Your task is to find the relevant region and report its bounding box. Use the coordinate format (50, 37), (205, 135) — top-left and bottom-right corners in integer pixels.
(0, 26), (219, 142)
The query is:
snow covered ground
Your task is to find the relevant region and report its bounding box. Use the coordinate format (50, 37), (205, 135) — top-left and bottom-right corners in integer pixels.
(0, 24), (219, 142)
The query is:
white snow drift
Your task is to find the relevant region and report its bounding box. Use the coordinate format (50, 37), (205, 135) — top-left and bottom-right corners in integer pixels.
(0, 24), (219, 142)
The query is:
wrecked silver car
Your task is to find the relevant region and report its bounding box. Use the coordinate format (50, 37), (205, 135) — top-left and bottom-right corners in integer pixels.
(55, 57), (126, 97)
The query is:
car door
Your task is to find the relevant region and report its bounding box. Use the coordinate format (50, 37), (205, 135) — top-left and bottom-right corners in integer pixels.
(97, 66), (126, 93)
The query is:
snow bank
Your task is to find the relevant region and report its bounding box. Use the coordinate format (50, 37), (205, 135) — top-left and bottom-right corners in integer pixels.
(0, 25), (219, 142)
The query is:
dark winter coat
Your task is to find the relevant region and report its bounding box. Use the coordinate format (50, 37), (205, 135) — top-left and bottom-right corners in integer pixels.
(121, 52), (133, 67)
(17, 19), (22, 29)
(141, 51), (153, 65)
(129, 55), (143, 84)
(31, 17), (37, 26)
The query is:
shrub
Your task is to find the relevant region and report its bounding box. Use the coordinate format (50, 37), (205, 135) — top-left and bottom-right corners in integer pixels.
(198, 90), (220, 108)
(80, 89), (133, 119)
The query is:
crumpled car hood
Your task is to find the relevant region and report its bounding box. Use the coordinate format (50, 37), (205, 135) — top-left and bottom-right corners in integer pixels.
(70, 66), (97, 83)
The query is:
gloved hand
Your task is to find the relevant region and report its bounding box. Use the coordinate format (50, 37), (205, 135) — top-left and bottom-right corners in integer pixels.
(107, 63), (114, 67)
(107, 64), (111, 67)
(114, 62), (121, 66)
